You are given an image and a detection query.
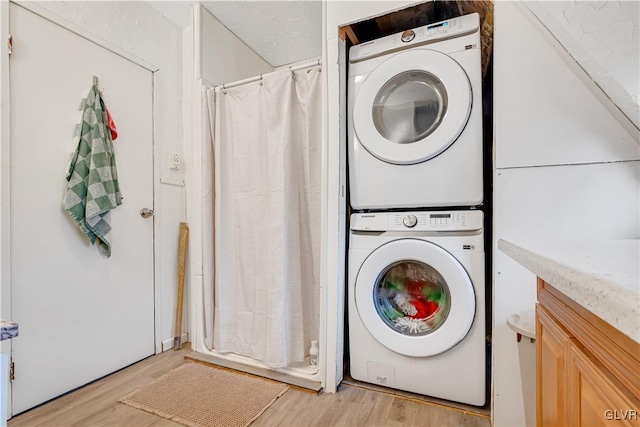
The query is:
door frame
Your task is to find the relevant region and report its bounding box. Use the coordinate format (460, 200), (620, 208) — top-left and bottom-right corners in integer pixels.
(0, 1), (162, 417)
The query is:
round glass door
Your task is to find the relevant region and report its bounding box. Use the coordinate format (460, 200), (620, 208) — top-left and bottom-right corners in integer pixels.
(355, 239), (476, 357)
(374, 260), (451, 336)
(372, 71), (447, 145)
(353, 49), (472, 165)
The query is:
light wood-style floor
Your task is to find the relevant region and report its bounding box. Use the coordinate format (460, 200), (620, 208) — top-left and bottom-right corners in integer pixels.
(9, 345), (491, 427)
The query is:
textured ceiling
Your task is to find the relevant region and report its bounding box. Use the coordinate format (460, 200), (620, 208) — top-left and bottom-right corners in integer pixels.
(146, 1), (322, 67)
(526, 1), (639, 129)
(203, 1), (321, 67)
(146, 0), (638, 127)
(145, 1), (194, 28)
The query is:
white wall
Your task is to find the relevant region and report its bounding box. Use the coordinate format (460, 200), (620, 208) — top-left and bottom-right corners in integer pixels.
(0, 2), (10, 421)
(273, 57), (321, 71)
(0, 2), (10, 323)
(492, 3), (640, 426)
(197, 6), (272, 85)
(21, 1), (187, 352)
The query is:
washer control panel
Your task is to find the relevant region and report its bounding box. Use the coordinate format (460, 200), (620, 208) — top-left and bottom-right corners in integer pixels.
(351, 211), (483, 232)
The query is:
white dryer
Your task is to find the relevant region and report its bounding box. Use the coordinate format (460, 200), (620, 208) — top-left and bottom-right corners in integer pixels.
(348, 210), (485, 405)
(348, 13), (483, 210)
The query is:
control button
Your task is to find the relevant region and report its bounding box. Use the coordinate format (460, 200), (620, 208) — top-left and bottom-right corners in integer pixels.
(401, 30), (415, 43)
(403, 214), (418, 228)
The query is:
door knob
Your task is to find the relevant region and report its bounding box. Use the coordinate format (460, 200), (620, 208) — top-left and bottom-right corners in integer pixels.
(140, 208), (154, 218)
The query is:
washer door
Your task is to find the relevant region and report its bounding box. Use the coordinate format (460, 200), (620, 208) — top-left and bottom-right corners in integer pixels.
(353, 49), (472, 165)
(355, 239), (476, 357)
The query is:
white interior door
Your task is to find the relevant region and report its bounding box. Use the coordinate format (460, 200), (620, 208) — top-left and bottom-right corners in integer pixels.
(9, 4), (155, 414)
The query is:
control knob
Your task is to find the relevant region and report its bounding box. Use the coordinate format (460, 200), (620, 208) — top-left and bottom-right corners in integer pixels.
(403, 214), (418, 228)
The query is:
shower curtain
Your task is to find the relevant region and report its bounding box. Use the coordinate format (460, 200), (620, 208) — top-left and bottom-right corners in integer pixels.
(205, 66), (322, 368)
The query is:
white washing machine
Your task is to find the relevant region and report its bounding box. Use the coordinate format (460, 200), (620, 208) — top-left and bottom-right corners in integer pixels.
(348, 13), (483, 210)
(348, 210), (485, 405)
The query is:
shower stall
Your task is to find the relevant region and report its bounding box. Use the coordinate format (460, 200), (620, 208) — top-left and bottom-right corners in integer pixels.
(202, 62), (322, 377)
(185, 5), (337, 391)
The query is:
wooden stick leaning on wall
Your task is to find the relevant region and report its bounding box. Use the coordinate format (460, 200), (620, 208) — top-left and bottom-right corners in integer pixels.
(174, 222), (189, 350)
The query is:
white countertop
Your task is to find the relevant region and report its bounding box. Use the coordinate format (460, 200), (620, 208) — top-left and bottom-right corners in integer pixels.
(498, 239), (640, 344)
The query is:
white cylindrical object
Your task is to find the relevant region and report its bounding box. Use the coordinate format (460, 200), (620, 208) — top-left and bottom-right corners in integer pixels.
(309, 340), (319, 367)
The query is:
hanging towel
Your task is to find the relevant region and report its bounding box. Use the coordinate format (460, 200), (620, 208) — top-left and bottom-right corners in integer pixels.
(106, 107), (118, 141)
(63, 84), (122, 258)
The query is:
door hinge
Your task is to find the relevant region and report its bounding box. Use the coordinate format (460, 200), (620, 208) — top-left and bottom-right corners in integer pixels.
(9, 360), (15, 382)
(7, 35), (12, 55)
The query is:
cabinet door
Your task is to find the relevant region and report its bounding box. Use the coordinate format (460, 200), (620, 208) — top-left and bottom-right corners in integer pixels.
(567, 341), (640, 427)
(537, 305), (571, 427)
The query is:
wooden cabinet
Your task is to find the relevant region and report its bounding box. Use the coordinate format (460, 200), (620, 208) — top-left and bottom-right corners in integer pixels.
(537, 305), (570, 426)
(567, 340), (639, 427)
(536, 279), (640, 427)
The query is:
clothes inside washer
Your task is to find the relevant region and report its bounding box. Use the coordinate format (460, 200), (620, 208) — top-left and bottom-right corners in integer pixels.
(374, 261), (451, 335)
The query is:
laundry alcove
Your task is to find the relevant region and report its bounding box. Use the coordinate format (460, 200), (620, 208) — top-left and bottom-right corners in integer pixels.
(185, 4), (324, 391)
(338, 0), (494, 378)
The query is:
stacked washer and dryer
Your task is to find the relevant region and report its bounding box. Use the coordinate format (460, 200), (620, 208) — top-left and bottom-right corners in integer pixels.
(347, 13), (486, 406)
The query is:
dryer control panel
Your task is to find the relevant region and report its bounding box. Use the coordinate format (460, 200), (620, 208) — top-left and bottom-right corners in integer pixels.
(351, 211), (483, 232)
(350, 13), (480, 63)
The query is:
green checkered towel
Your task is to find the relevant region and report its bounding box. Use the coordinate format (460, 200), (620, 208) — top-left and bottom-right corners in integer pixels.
(63, 84), (122, 258)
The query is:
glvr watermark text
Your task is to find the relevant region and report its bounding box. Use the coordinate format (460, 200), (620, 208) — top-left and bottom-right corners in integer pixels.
(604, 410), (638, 421)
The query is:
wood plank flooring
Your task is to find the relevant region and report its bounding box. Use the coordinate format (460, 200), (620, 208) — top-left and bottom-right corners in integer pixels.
(8, 346), (490, 427)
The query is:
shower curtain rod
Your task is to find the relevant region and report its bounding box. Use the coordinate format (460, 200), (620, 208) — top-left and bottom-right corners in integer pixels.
(216, 58), (321, 92)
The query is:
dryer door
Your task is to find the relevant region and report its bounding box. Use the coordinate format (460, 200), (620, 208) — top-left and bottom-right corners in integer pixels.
(355, 239), (476, 357)
(353, 49), (472, 165)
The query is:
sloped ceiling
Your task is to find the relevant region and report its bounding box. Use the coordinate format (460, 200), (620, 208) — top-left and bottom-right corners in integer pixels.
(203, 1), (321, 67)
(146, 1), (321, 67)
(144, 1), (193, 28)
(146, 0), (638, 127)
(526, 1), (639, 130)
